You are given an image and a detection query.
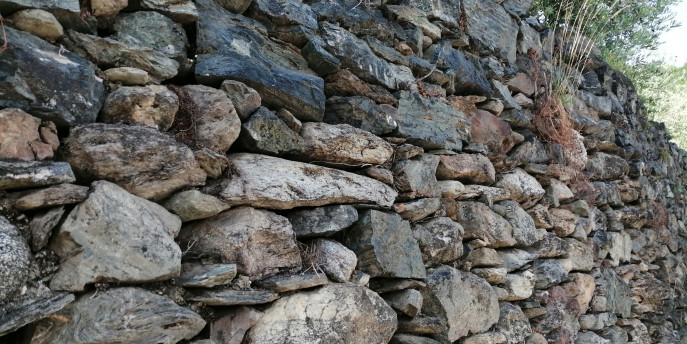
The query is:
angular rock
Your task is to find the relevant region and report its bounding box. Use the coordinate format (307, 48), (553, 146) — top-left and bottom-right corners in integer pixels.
(396, 198), (442, 222)
(438, 180), (466, 199)
(188, 289), (279, 306)
(240, 106), (304, 156)
(13, 183), (88, 211)
(220, 80), (262, 120)
(495, 168), (545, 208)
(309, 238), (357, 283)
(394, 154), (441, 199)
(562, 273), (596, 314)
(324, 96), (398, 135)
(50, 181), (182, 292)
(465, 247), (504, 268)
(596, 269), (632, 318)
(472, 267), (508, 284)
(585, 152), (630, 181)
(91, 0), (127, 17)
(558, 238), (595, 272)
(287, 205), (358, 238)
(469, 109), (518, 153)
(103, 67), (150, 85)
(577, 331), (611, 344)
(425, 42), (493, 95)
(181, 84), (242, 152)
(62, 30), (179, 83)
(249, 0), (318, 46)
(462, 0), (518, 63)
(205, 153), (397, 209)
(61, 124), (206, 200)
(194, 148), (230, 179)
(132, 0), (199, 23)
(0, 160), (75, 190)
(457, 201), (517, 247)
(31, 288), (205, 343)
(0, 291), (74, 337)
(391, 334), (441, 344)
(436, 154), (496, 184)
(195, 0), (325, 121)
(503, 271), (535, 300)
(549, 208), (578, 237)
(320, 22), (413, 89)
(386, 5), (441, 39)
(275, 108), (302, 132)
(175, 263), (237, 288)
(498, 249), (538, 272)
(343, 210), (426, 279)
(324, 69), (398, 105)
(396, 315), (448, 335)
(412, 217), (464, 265)
(162, 190), (230, 222)
(247, 283), (397, 344)
(0, 28), (105, 127)
(29, 206), (65, 251)
(421, 266), (499, 342)
(299, 122), (393, 166)
(210, 307), (263, 344)
(530, 259), (569, 289)
(493, 200), (545, 246)
(0, 108), (53, 161)
(383, 288), (423, 317)
(462, 332), (508, 344)
(531, 286), (581, 340)
(0, 216), (31, 305)
(9, 8), (63, 40)
(177, 207), (301, 280)
(369, 279), (427, 294)
(302, 37), (341, 76)
(256, 272), (328, 293)
(493, 303), (532, 344)
(100, 85), (179, 130)
(391, 91), (470, 151)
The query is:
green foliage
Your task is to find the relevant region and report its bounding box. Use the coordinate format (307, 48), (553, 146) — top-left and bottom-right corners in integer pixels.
(532, 0), (681, 68)
(633, 62), (687, 148)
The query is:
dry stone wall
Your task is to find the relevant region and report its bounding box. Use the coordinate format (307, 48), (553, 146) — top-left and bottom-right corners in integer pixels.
(0, 0), (686, 343)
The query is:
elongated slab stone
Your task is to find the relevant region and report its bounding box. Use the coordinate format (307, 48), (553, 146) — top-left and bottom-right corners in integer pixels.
(188, 289), (279, 306)
(205, 153), (397, 209)
(0, 160), (75, 190)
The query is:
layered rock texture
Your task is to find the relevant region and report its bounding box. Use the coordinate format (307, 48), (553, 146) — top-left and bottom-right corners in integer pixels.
(1, 0), (686, 343)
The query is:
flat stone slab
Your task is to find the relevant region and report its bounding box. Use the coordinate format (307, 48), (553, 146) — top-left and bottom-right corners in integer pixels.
(12, 183), (89, 211)
(175, 263), (237, 288)
(0, 292), (74, 336)
(0, 160), (75, 190)
(205, 153), (397, 209)
(256, 273), (329, 293)
(187, 289), (279, 306)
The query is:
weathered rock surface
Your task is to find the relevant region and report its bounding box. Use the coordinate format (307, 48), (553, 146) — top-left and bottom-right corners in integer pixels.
(0, 28), (105, 127)
(103, 67), (150, 85)
(175, 263), (237, 288)
(287, 205), (358, 238)
(457, 201), (517, 247)
(0, 291), (74, 337)
(493, 303), (532, 344)
(0, 108), (56, 161)
(247, 283), (397, 344)
(205, 153), (397, 209)
(436, 154), (496, 184)
(61, 123), (206, 200)
(178, 207), (301, 279)
(309, 238), (357, 283)
(343, 210), (426, 279)
(469, 109), (519, 153)
(392, 91), (471, 151)
(422, 266), (500, 342)
(393, 154), (441, 199)
(31, 288), (205, 343)
(462, 0), (518, 63)
(29, 206), (65, 251)
(493, 200), (544, 246)
(412, 217), (464, 265)
(162, 190), (230, 222)
(210, 307), (263, 344)
(188, 289), (279, 306)
(240, 106), (304, 156)
(0, 160), (75, 190)
(133, 0), (199, 23)
(195, 0), (325, 121)
(495, 168), (545, 208)
(220, 80), (262, 120)
(50, 181), (182, 292)
(300, 122), (393, 166)
(9, 9), (63, 40)
(396, 198), (442, 222)
(181, 84), (242, 152)
(383, 288), (423, 317)
(0, 216), (31, 305)
(324, 96), (398, 135)
(13, 183), (88, 211)
(100, 85), (179, 130)
(256, 272), (328, 293)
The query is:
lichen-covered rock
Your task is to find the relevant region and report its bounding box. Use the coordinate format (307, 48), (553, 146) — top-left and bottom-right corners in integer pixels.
(100, 85), (179, 130)
(299, 122), (393, 166)
(0, 160), (76, 190)
(0, 108), (56, 161)
(412, 217), (464, 265)
(177, 207), (301, 280)
(220, 80), (262, 119)
(493, 200), (545, 246)
(462, 0), (518, 64)
(205, 153), (397, 209)
(530, 259), (569, 289)
(309, 238), (357, 283)
(393, 154), (441, 199)
(0, 28), (105, 127)
(287, 205), (358, 238)
(493, 303), (533, 344)
(247, 283), (397, 344)
(495, 168), (545, 208)
(239, 106), (304, 156)
(421, 266), (500, 342)
(343, 210), (427, 279)
(31, 288), (205, 343)
(103, 67), (150, 85)
(0, 216), (31, 306)
(324, 96), (398, 135)
(61, 123), (206, 200)
(50, 181), (182, 292)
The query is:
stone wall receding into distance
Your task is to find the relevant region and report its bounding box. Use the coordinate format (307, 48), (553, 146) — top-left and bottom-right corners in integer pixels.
(1, 0), (686, 343)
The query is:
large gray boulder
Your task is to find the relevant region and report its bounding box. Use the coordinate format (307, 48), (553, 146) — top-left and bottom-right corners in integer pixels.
(177, 207), (301, 280)
(204, 153), (397, 209)
(60, 123), (206, 200)
(343, 210), (426, 279)
(50, 181), (183, 292)
(421, 266), (500, 342)
(0, 27), (105, 127)
(462, 0), (518, 64)
(30, 288), (205, 343)
(247, 283), (397, 344)
(0, 216), (31, 305)
(194, 0), (325, 122)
